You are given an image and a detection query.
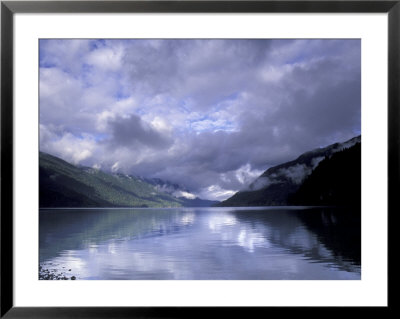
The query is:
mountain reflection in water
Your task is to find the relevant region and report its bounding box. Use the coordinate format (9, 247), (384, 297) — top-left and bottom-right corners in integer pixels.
(39, 207), (361, 280)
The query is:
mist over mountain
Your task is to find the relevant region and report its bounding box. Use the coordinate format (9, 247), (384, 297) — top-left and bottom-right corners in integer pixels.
(39, 152), (218, 208)
(217, 136), (361, 207)
(143, 177), (219, 207)
(289, 142), (361, 207)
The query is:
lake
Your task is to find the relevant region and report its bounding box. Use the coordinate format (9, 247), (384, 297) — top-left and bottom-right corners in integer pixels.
(39, 207), (361, 280)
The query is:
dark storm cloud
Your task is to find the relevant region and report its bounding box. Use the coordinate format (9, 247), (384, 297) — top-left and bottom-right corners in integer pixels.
(123, 39), (278, 109)
(108, 114), (172, 149)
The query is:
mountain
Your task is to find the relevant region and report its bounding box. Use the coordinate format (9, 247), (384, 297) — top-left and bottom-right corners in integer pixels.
(217, 136), (361, 207)
(289, 142), (361, 207)
(39, 152), (217, 208)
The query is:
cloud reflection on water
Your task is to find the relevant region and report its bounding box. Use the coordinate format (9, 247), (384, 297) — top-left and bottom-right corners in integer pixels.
(39, 207), (361, 280)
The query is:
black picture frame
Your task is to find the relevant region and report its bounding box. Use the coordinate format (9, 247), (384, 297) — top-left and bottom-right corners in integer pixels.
(1, 1), (396, 317)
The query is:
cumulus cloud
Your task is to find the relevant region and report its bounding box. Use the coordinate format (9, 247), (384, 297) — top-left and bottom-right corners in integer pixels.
(39, 39), (361, 200)
(40, 124), (97, 164)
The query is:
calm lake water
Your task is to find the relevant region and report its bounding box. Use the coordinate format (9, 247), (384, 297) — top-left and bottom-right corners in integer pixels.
(39, 207), (361, 280)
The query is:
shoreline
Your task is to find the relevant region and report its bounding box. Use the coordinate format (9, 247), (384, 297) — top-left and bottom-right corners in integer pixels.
(39, 265), (76, 280)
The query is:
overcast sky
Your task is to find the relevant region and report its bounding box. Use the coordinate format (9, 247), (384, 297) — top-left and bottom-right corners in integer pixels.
(39, 39), (361, 201)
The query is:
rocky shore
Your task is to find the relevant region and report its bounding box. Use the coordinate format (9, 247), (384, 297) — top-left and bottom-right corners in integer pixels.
(39, 265), (76, 280)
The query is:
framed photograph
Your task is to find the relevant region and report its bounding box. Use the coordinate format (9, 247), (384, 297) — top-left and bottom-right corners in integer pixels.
(1, 0), (396, 317)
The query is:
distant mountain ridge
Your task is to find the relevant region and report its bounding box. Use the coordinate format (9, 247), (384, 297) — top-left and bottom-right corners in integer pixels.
(217, 136), (361, 207)
(39, 152), (218, 208)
